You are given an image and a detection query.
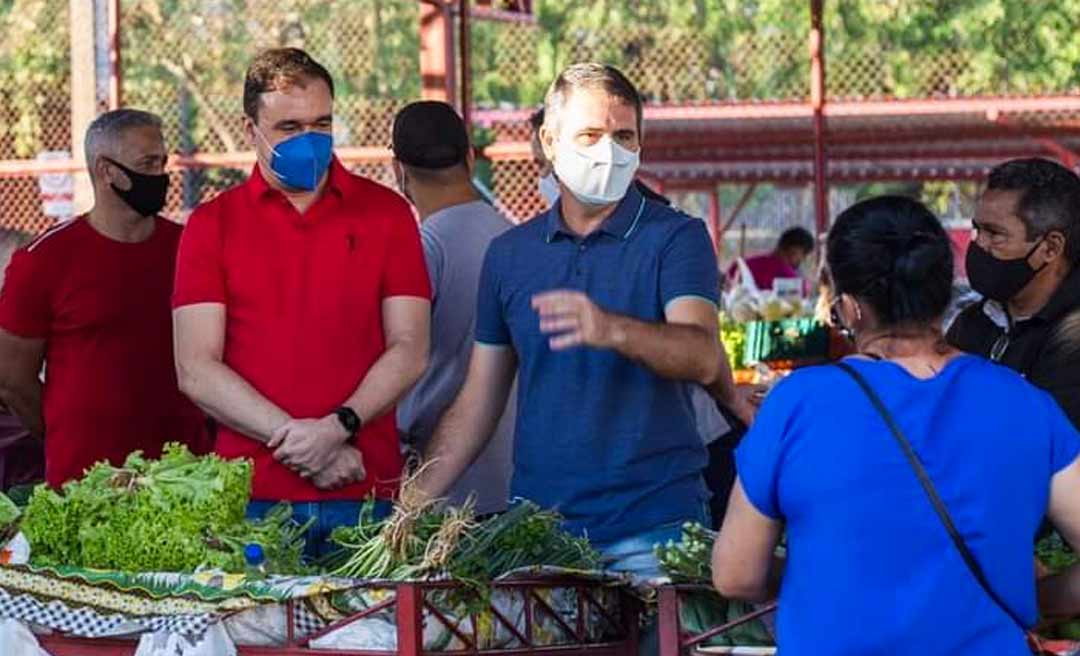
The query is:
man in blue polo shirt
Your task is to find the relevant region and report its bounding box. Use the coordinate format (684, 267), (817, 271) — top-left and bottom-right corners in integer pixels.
(413, 63), (722, 578)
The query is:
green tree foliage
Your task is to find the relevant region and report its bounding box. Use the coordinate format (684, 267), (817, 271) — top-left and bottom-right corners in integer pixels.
(1, 0), (1078, 160)
(0, 0), (71, 157)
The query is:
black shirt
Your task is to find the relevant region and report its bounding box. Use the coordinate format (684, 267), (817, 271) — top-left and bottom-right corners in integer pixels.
(947, 267), (1080, 429)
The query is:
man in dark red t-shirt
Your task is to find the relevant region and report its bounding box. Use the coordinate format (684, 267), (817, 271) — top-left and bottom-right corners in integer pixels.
(172, 48), (431, 556)
(727, 226), (815, 293)
(0, 109), (206, 487)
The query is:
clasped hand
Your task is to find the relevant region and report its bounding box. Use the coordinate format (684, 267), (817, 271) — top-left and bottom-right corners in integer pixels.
(268, 415), (366, 490)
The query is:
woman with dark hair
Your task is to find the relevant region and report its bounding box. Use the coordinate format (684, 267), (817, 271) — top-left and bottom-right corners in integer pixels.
(710, 196), (1080, 654)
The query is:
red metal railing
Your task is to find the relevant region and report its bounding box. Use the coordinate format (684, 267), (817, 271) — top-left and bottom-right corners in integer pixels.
(38, 578), (640, 656)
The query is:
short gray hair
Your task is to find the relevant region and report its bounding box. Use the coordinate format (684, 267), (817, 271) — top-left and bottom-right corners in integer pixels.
(84, 109), (163, 174)
(543, 63), (643, 137)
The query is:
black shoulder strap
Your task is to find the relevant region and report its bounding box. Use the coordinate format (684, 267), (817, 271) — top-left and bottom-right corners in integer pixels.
(834, 361), (1028, 632)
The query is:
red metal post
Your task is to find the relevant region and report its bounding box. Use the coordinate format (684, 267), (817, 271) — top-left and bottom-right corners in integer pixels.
(708, 188), (722, 255)
(810, 0), (828, 238)
(396, 583), (424, 656)
(419, 0), (456, 102)
(458, 0), (471, 128)
(1036, 138), (1080, 171)
(658, 586), (682, 656)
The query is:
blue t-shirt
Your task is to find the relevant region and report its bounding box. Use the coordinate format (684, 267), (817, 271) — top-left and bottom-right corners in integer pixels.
(475, 185), (718, 545)
(737, 356), (1080, 655)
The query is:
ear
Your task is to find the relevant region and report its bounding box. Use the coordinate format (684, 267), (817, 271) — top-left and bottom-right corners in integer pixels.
(391, 158), (405, 188)
(243, 115), (259, 148)
(465, 147), (476, 174)
(91, 155), (107, 183)
(839, 293), (863, 327)
(96, 156), (130, 190)
(1041, 231), (1067, 265)
(538, 123), (557, 165)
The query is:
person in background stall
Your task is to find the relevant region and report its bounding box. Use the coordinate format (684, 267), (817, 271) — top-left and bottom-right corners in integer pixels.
(392, 100), (515, 516)
(728, 226), (815, 294)
(948, 158), (1080, 428)
(172, 48), (431, 557)
(410, 63), (723, 580)
(0, 109), (206, 487)
(713, 195), (1080, 655)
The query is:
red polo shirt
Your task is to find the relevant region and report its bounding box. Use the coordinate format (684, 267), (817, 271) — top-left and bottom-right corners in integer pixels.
(0, 217), (207, 487)
(172, 158), (430, 501)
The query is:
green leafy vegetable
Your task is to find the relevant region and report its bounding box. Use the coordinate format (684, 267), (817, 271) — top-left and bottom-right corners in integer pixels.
(720, 318), (748, 371)
(1037, 530), (1078, 575)
(20, 443), (309, 574)
(327, 499), (599, 585)
(655, 522), (715, 583)
(0, 491), (19, 528)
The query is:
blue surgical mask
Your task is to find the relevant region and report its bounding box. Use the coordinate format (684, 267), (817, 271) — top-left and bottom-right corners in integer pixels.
(256, 128), (333, 192)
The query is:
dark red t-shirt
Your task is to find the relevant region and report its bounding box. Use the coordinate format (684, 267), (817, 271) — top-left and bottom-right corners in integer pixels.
(0, 217), (207, 486)
(727, 253), (804, 293)
(172, 159), (431, 502)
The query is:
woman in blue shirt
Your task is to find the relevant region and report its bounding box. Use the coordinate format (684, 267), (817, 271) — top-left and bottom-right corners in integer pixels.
(712, 195), (1080, 655)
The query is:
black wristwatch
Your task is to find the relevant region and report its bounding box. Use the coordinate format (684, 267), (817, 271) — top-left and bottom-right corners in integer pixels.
(334, 406), (363, 437)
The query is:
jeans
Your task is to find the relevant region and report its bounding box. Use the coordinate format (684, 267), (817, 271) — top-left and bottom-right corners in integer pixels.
(597, 508), (711, 656)
(246, 499), (392, 561)
(597, 502), (712, 580)
(598, 522), (686, 581)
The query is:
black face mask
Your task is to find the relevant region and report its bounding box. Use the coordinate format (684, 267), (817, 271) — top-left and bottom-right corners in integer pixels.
(965, 239), (1046, 303)
(104, 157), (169, 218)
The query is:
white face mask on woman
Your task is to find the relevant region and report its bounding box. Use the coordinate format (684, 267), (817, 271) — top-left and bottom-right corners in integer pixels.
(552, 135), (640, 207)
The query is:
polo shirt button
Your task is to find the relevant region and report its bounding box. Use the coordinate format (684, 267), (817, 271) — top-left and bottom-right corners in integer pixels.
(579, 243), (586, 251)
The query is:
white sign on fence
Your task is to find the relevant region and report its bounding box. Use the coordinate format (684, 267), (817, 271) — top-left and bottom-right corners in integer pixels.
(36, 150), (75, 220)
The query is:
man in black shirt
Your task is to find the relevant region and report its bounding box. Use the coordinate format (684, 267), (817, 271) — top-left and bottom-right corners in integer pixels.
(948, 157), (1080, 427)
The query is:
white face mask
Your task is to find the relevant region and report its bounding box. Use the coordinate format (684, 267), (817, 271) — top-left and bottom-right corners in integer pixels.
(537, 172), (561, 206)
(552, 135), (640, 207)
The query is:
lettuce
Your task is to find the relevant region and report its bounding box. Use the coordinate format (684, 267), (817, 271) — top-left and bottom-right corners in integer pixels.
(20, 444), (304, 574)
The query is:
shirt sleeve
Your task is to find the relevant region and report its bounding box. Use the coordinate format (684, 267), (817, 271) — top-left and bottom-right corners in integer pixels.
(659, 218), (720, 309)
(735, 376), (801, 520)
(381, 202), (432, 301)
(420, 227), (444, 304)
(172, 205), (226, 307)
(474, 241), (510, 346)
(1030, 311), (1080, 431)
(1042, 389), (1080, 474)
(0, 247), (52, 338)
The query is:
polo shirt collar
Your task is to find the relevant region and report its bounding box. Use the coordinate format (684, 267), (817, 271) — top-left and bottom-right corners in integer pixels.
(245, 155), (348, 204)
(544, 184), (646, 243)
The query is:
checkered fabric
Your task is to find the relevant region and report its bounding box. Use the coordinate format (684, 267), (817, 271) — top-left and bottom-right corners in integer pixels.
(0, 586), (212, 638)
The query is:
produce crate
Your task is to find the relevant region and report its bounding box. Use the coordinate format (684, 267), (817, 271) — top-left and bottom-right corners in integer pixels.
(657, 585), (775, 656)
(35, 578), (640, 656)
(655, 585), (1080, 656)
(742, 319), (828, 366)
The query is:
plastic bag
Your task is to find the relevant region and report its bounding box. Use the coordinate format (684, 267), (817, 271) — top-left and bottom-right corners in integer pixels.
(133, 623), (236, 656)
(0, 619), (51, 656)
(732, 258), (760, 294)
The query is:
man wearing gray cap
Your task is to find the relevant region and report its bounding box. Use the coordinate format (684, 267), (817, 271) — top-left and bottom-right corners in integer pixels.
(392, 101), (514, 515)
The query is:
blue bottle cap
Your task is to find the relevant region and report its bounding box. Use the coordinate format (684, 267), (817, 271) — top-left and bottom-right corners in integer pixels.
(243, 543), (265, 565)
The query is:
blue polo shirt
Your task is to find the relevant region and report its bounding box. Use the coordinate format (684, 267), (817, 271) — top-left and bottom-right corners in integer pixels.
(475, 185), (717, 545)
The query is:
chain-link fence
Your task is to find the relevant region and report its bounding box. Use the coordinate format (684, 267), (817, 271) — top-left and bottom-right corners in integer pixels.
(0, 0), (71, 236)
(2, 0), (1079, 244)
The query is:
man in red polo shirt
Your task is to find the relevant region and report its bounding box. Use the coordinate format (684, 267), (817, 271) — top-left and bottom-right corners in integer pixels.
(0, 109), (206, 487)
(172, 48), (431, 556)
